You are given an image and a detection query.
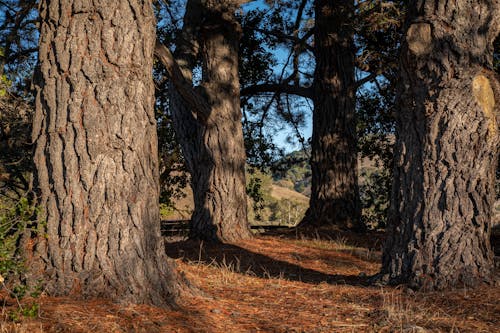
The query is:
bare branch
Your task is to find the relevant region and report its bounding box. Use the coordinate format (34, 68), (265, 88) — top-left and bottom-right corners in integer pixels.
(241, 82), (313, 99)
(154, 41), (210, 123)
(355, 72), (379, 89)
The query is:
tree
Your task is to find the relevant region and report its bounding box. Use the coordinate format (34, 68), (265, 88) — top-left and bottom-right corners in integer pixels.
(29, 0), (185, 306)
(0, 77), (32, 199)
(380, 0), (500, 289)
(0, 0), (38, 200)
(300, 0), (363, 230)
(239, 0), (400, 231)
(155, 0), (253, 242)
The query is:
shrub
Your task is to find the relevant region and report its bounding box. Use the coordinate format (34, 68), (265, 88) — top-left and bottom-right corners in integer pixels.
(0, 197), (43, 320)
(0, 198), (38, 279)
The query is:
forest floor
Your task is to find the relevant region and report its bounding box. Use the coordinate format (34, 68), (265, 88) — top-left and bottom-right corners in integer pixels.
(1, 227), (499, 333)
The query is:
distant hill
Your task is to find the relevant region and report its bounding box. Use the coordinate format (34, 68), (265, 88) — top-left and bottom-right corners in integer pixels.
(162, 148), (394, 229)
(270, 148), (386, 196)
(270, 184), (308, 203)
(271, 149), (311, 196)
(162, 170), (310, 226)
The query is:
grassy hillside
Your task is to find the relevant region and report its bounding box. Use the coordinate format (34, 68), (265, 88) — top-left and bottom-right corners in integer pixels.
(162, 167), (310, 226)
(162, 149), (392, 228)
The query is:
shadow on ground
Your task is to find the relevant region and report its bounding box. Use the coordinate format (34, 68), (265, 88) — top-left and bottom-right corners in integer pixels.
(166, 239), (370, 286)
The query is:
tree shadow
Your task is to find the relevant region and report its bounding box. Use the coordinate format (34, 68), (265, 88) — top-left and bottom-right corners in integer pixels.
(166, 240), (370, 286)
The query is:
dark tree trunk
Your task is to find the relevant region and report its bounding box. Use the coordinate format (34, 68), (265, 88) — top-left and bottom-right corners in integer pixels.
(191, 0), (252, 242)
(166, 0), (252, 243)
(301, 0), (363, 230)
(30, 0), (185, 306)
(381, 0), (500, 290)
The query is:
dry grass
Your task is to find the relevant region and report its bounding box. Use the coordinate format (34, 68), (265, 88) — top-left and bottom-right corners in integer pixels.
(1, 232), (499, 332)
(270, 185), (309, 203)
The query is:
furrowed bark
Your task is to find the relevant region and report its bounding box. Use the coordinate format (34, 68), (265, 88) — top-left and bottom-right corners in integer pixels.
(381, 0), (500, 290)
(159, 0), (252, 242)
(301, 0), (363, 230)
(30, 0), (185, 306)
(188, 0), (252, 242)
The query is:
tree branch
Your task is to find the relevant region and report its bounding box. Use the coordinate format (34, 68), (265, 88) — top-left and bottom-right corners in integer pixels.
(241, 82), (313, 99)
(154, 41), (210, 123)
(255, 28), (314, 52)
(355, 72), (379, 89)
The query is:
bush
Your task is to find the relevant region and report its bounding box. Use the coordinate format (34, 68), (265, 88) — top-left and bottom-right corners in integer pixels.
(0, 197), (42, 320)
(0, 198), (37, 279)
(360, 168), (391, 229)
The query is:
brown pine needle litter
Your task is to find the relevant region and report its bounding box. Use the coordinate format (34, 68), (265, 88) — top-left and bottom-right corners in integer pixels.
(1, 230), (499, 332)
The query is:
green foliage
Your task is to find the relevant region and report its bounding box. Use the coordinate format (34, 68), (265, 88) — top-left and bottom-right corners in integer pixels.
(0, 79), (34, 200)
(152, 1), (191, 209)
(354, 1), (403, 230)
(8, 302), (39, 322)
(0, 1), (38, 95)
(0, 197), (44, 308)
(154, 58), (189, 209)
(355, 0), (404, 82)
(360, 169), (391, 229)
(160, 203), (176, 219)
(0, 73), (11, 97)
(246, 168), (273, 221)
(357, 79), (396, 229)
(0, 198), (37, 279)
(238, 9), (276, 88)
(267, 198), (307, 227)
(238, 2), (312, 169)
(272, 149), (311, 195)
(157, 113), (189, 209)
(0, 197), (43, 321)
(246, 166), (308, 226)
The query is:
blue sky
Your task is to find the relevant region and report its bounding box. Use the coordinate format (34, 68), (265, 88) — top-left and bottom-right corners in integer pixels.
(242, 0), (313, 153)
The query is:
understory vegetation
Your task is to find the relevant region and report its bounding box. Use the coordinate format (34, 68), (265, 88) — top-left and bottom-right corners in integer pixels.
(0, 198), (42, 322)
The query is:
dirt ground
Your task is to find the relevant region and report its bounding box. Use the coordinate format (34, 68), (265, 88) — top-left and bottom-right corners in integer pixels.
(1, 228), (499, 332)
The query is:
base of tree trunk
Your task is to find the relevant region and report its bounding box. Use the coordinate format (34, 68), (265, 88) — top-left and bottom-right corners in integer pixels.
(299, 206), (366, 232)
(189, 213), (253, 243)
(25, 237), (195, 308)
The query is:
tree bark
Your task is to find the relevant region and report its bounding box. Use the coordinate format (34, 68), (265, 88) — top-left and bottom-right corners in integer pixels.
(190, 0), (252, 242)
(161, 0), (252, 243)
(301, 0), (363, 230)
(30, 0), (185, 306)
(381, 0), (500, 290)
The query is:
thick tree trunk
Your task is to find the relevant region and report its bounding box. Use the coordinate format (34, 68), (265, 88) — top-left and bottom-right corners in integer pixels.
(30, 0), (185, 306)
(166, 0), (252, 243)
(189, 0), (251, 242)
(381, 0), (500, 290)
(301, 0), (362, 230)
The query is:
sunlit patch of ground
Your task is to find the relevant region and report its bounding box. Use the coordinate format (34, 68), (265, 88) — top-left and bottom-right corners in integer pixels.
(1, 231), (499, 332)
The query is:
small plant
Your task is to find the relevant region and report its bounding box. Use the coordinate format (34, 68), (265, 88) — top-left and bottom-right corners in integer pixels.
(360, 168), (391, 229)
(8, 303), (39, 322)
(159, 203), (175, 219)
(0, 197), (43, 321)
(0, 198), (37, 278)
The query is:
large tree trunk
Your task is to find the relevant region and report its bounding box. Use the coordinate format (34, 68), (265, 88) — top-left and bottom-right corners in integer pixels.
(190, 0), (252, 242)
(30, 0), (185, 306)
(166, 0), (252, 243)
(381, 0), (500, 290)
(301, 0), (363, 230)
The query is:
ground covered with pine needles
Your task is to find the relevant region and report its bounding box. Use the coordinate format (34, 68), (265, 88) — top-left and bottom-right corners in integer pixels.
(1, 229), (499, 332)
